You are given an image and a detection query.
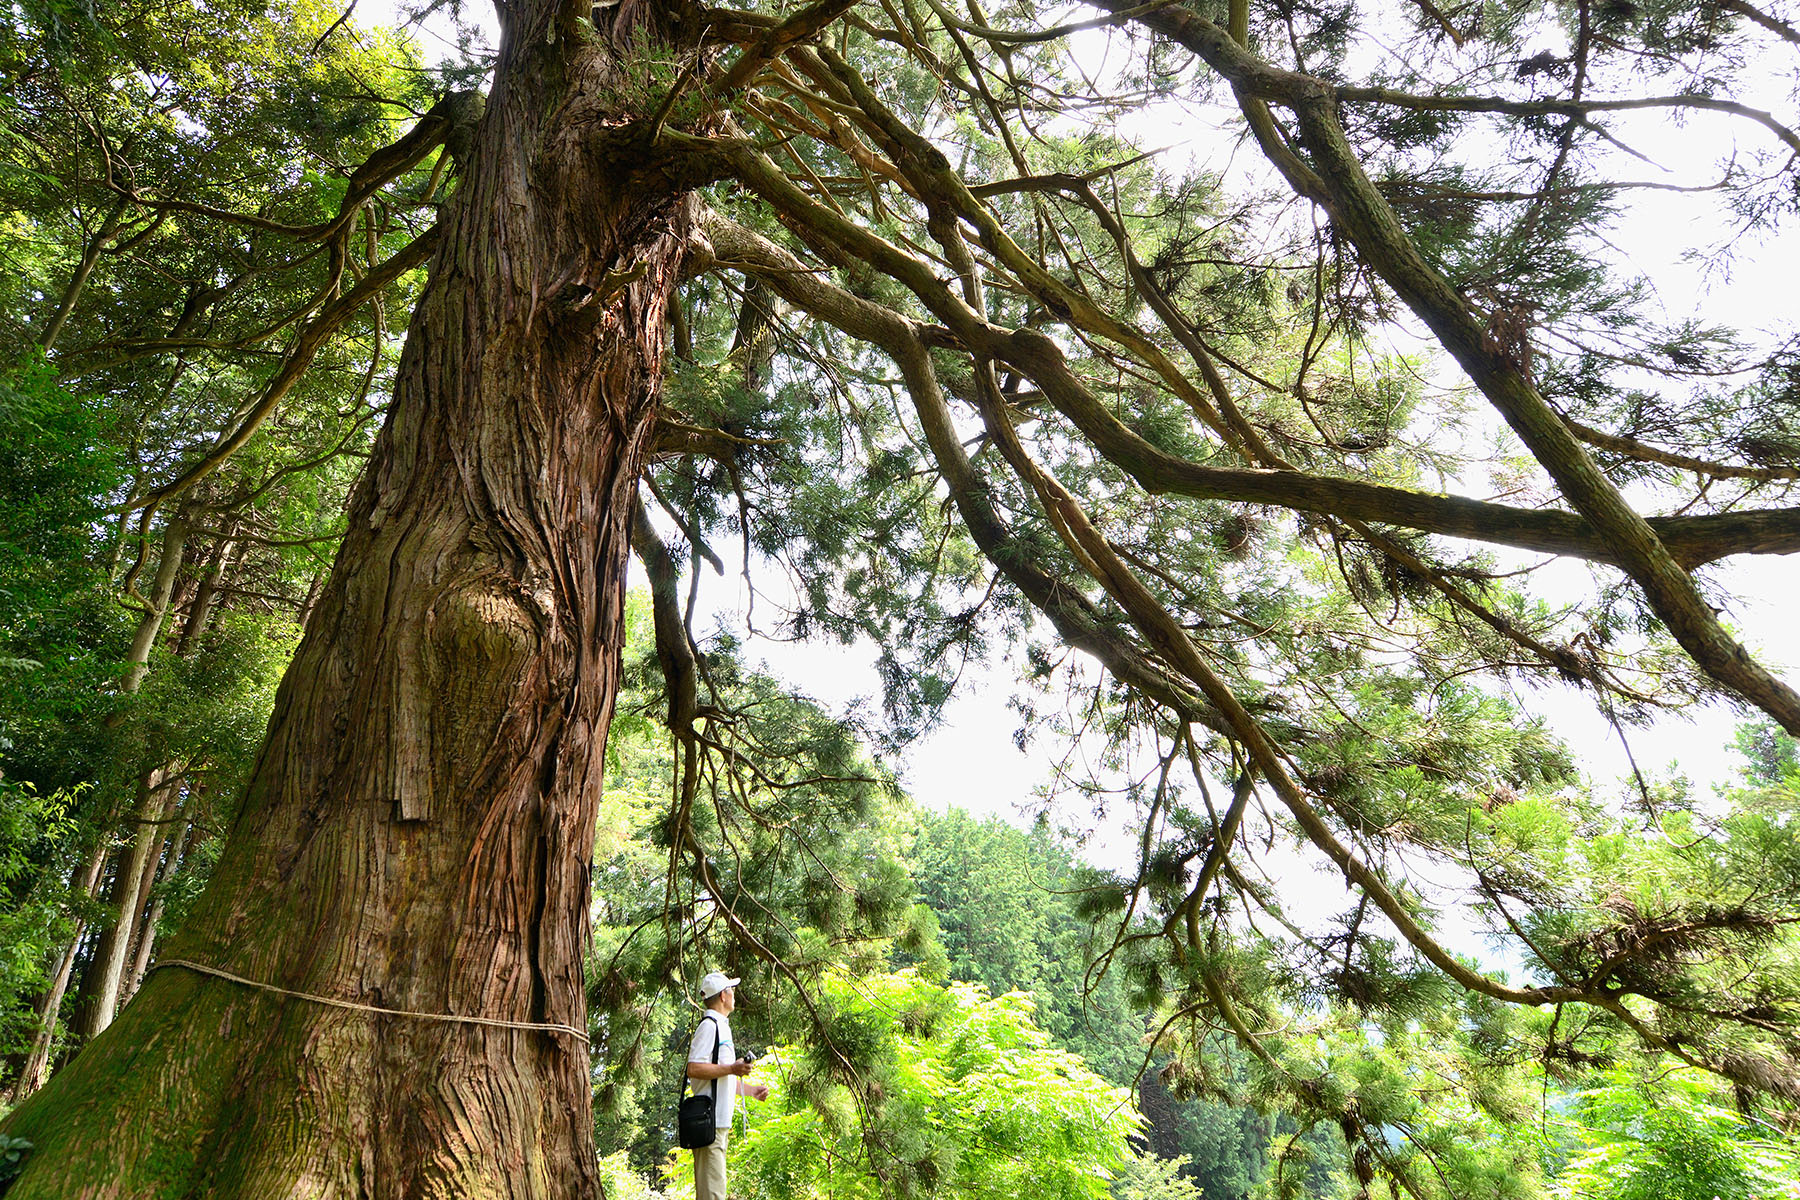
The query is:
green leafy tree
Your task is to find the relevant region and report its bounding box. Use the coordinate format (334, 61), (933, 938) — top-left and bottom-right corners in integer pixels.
(0, 781), (78, 1060)
(0, 354), (127, 758)
(1733, 721), (1799, 789)
(731, 972), (1141, 1200)
(1106, 1154), (1206, 1200)
(1135, 1057), (1275, 1200)
(0, 355), (126, 1095)
(1556, 1070), (1800, 1200)
(0, 0), (439, 1105)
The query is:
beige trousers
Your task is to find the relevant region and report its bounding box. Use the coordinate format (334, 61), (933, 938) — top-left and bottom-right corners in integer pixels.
(693, 1126), (730, 1200)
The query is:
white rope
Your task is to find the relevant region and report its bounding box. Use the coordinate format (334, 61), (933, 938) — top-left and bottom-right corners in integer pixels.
(148, 958), (591, 1045)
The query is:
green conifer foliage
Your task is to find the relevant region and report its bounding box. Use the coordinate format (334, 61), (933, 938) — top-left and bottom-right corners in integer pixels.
(909, 809), (1143, 1084)
(587, 601), (931, 1170)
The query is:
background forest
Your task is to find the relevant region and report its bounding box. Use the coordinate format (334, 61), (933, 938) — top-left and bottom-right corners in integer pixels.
(5, 0), (1800, 1195)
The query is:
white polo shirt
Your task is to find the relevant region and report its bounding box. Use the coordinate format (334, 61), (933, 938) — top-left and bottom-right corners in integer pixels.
(687, 1011), (736, 1128)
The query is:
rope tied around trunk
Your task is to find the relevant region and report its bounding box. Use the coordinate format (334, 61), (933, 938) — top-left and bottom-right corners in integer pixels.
(147, 958), (591, 1045)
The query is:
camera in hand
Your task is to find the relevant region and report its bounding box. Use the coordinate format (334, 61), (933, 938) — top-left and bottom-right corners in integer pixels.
(740, 1049), (758, 1065)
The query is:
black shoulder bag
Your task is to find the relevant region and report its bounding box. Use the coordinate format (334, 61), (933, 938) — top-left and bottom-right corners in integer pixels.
(677, 1014), (722, 1149)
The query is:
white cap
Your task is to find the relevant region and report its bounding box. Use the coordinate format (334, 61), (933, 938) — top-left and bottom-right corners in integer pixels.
(700, 971), (740, 999)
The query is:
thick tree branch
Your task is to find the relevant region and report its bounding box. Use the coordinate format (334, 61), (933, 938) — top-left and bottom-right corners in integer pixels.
(631, 495), (702, 733)
(792, 45), (1247, 449)
(711, 0), (861, 94)
(104, 91), (479, 246)
(128, 224), (440, 516)
(695, 143), (1800, 572)
(1720, 0), (1800, 46)
(38, 198), (128, 352)
(701, 212), (1237, 734)
(1563, 416), (1800, 482)
(1333, 85), (1800, 157)
(965, 361), (1584, 1008)
(1097, 0), (1800, 733)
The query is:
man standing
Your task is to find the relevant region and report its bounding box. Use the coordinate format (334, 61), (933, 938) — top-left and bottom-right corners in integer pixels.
(686, 970), (768, 1200)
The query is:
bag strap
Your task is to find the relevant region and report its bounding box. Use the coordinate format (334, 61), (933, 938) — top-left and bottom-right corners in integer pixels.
(684, 1012), (724, 1099)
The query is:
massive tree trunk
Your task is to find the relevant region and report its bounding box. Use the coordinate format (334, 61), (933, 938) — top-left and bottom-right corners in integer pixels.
(1, 2), (702, 1194)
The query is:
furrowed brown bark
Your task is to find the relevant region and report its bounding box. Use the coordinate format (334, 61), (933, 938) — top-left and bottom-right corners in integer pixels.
(1, 0), (709, 1193)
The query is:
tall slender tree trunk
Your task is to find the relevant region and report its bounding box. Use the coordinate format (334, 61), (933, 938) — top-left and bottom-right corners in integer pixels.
(121, 812), (191, 1004)
(4, 838), (110, 1103)
(175, 529), (237, 656)
(104, 531), (227, 1007)
(1, 1), (706, 1194)
(70, 772), (173, 1039)
(296, 563), (329, 629)
(122, 517), (188, 693)
(60, 513), (189, 1042)
(37, 197), (127, 352)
